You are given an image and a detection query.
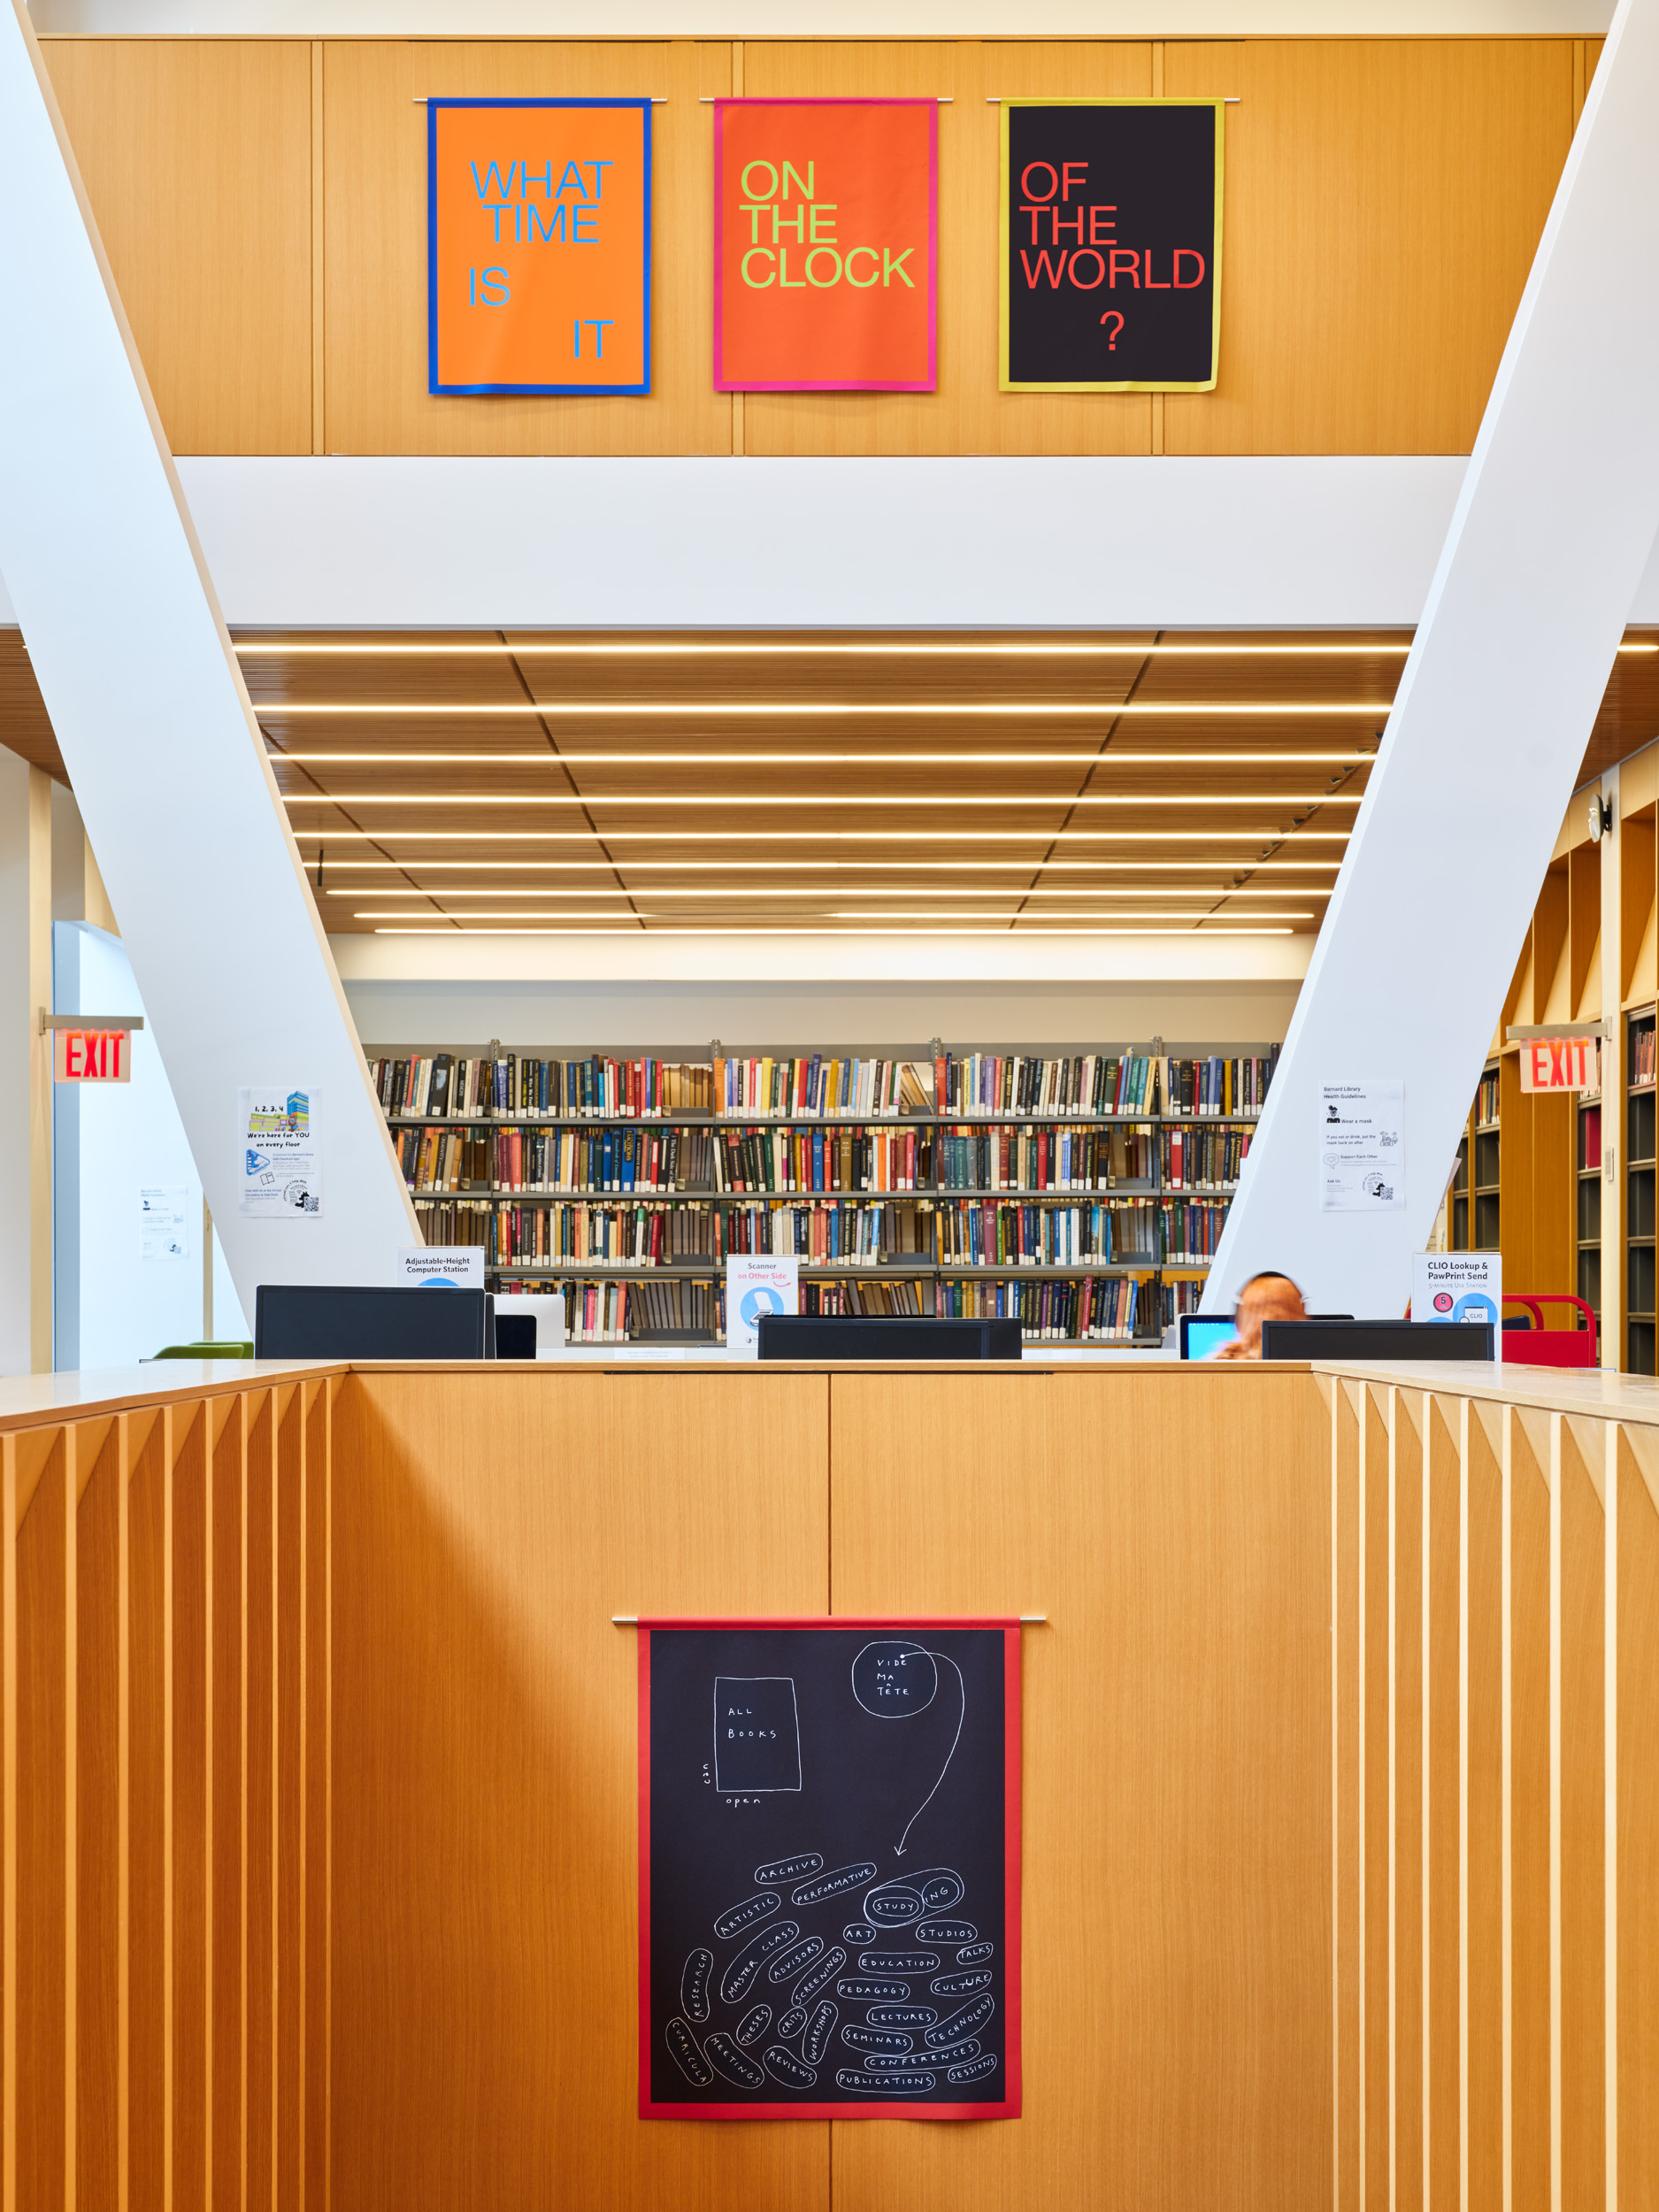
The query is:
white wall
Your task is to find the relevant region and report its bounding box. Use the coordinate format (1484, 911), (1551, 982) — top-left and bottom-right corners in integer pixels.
(342, 974), (1302, 1054)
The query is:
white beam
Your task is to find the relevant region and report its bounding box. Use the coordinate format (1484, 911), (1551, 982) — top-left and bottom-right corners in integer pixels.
(0, 0), (417, 1326)
(1208, 0), (1659, 1319)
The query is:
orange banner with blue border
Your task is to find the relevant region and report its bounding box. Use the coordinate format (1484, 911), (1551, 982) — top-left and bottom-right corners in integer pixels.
(427, 97), (651, 396)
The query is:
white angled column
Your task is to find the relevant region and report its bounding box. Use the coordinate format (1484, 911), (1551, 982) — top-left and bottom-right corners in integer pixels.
(1210, 0), (1659, 1319)
(0, 753), (51, 1375)
(0, 0), (418, 1329)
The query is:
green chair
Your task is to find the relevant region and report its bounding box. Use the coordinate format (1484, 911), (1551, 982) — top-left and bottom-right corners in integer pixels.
(150, 1340), (257, 1360)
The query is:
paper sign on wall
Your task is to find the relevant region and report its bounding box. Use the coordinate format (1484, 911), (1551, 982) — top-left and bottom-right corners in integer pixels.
(1318, 1080), (1406, 1212)
(139, 1186), (189, 1263)
(999, 99), (1224, 392)
(726, 1255), (800, 1356)
(714, 98), (937, 391)
(1517, 1036), (1600, 1093)
(238, 1087), (322, 1217)
(1412, 1250), (1501, 1333)
(427, 97), (652, 396)
(397, 1246), (485, 1287)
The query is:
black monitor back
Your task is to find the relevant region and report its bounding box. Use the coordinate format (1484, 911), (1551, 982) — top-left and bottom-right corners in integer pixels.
(254, 1284), (495, 1361)
(757, 1315), (1022, 1362)
(1260, 1318), (1494, 1363)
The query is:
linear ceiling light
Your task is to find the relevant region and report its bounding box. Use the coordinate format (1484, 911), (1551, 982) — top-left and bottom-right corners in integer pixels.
(274, 748), (1378, 765)
(353, 907), (1314, 923)
(290, 826), (1350, 841)
(311, 854), (1345, 872)
(280, 792), (1362, 808)
(370, 924), (1296, 936)
(234, 638), (1655, 656)
(326, 884), (1317, 900)
(260, 701), (1392, 718)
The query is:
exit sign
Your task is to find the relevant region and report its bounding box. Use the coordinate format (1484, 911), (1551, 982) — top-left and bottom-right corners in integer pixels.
(1517, 1036), (1599, 1094)
(53, 1027), (132, 1083)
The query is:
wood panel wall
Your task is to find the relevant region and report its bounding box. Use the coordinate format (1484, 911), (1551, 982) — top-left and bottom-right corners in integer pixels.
(38, 35), (1601, 459)
(1, 1379), (331, 2212)
(6, 1360), (1655, 2209)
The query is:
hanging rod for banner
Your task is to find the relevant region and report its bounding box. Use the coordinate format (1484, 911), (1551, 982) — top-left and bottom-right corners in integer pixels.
(700, 95), (953, 102)
(611, 1613), (1048, 1624)
(987, 93), (1240, 101)
(414, 95), (670, 103)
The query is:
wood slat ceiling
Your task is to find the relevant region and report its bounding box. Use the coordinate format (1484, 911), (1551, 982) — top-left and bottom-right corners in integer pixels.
(5, 626), (1657, 934)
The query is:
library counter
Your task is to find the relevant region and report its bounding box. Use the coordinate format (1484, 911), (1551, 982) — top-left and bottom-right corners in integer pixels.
(0, 1354), (1651, 2212)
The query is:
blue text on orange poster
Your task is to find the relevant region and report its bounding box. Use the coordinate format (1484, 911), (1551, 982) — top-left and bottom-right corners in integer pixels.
(428, 98), (650, 396)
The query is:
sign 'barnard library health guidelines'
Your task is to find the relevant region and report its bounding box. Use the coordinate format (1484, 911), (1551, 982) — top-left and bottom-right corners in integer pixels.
(1000, 99), (1223, 392)
(715, 99), (938, 391)
(427, 97), (651, 395)
(640, 1620), (1020, 2118)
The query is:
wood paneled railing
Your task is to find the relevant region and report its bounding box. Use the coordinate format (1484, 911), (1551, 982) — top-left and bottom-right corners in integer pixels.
(1, 1374), (334, 2212)
(0, 1357), (1654, 2210)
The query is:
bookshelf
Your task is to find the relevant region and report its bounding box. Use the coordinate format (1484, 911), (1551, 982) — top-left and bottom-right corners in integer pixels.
(1576, 1092), (1601, 1334)
(1628, 1009), (1656, 1374)
(1473, 1060), (1502, 1252)
(365, 1040), (1279, 1348)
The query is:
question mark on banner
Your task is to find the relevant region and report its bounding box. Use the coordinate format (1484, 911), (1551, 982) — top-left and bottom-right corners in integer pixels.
(1101, 311), (1125, 351)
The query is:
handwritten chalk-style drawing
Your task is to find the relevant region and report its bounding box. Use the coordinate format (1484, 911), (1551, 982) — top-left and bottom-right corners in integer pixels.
(863, 1879), (925, 1926)
(791, 1861), (879, 1908)
(789, 1946), (845, 2007)
(840, 2024), (914, 2054)
(664, 2017), (716, 2088)
(835, 2070), (935, 2095)
(802, 2000), (839, 2065)
(720, 1919), (802, 2006)
(735, 2004), (772, 2047)
(713, 1675), (803, 1793)
(680, 1948), (713, 2024)
(851, 1640), (964, 1858)
(947, 2053), (1000, 2085)
(755, 1852), (824, 1886)
(956, 1939), (995, 1964)
(911, 1868), (966, 1914)
(864, 2042), (976, 2071)
(776, 2004), (809, 2042)
(924, 1992), (995, 2047)
(763, 2046), (818, 2090)
(866, 2005), (937, 2029)
(842, 1923), (878, 1946)
(858, 1950), (940, 1974)
(767, 1935), (825, 1985)
(712, 1892), (781, 1942)
(836, 1978), (910, 2001)
(930, 1968), (995, 1997)
(703, 2031), (767, 2089)
(917, 1920), (975, 1945)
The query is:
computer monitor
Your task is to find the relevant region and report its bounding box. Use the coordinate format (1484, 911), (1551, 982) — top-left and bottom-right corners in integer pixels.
(493, 1310), (537, 1361)
(1179, 1314), (1239, 1361)
(757, 1315), (1023, 1362)
(254, 1284), (496, 1360)
(1259, 1318), (1495, 1363)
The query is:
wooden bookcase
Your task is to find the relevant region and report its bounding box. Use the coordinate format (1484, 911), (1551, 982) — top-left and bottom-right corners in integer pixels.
(363, 1040), (1279, 1348)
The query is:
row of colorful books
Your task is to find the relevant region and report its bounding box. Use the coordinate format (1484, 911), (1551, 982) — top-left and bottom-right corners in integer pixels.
(934, 1123), (1156, 1192)
(934, 1272), (1141, 1341)
(713, 1054), (932, 1119)
(933, 1198), (1159, 1270)
(491, 1202), (718, 1268)
(370, 1052), (717, 1122)
(713, 1125), (923, 1194)
(721, 1201), (934, 1265)
(934, 1050), (1158, 1118)
(482, 1125), (715, 1196)
(1158, 1202), (1233, 1260)
(1161, 1125), (1252, 1191)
